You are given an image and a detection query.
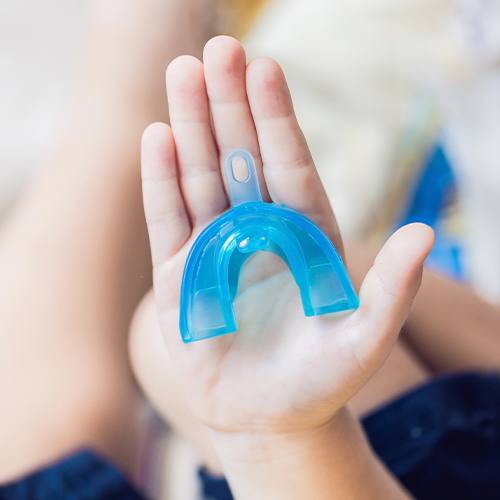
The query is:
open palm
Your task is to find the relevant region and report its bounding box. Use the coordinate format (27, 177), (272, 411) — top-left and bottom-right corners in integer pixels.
(141, 36), (433, 434)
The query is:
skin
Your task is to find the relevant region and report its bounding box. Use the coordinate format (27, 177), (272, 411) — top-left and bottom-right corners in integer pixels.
(0, 0), (216, 482)
(347, 241), (500, 373)
(2, 5), (498, 494)
(137, 35), (434, 498)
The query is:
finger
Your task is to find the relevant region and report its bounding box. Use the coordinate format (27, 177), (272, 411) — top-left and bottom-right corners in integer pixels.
(141, 122), (191, 267)
(203, 36), (269, 200)
(246, 57), (342, 251)
(166, 55), (227, 226)
(353, 223), (435, 369)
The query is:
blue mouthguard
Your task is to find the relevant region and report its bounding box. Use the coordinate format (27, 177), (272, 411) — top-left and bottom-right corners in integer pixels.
(179, 150), (359, 343)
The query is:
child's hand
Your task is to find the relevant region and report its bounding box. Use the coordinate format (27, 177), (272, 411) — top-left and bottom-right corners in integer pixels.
(140, 36), (433, 439)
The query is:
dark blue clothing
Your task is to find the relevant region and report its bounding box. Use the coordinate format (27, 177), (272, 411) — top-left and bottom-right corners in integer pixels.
(363, 372), (500, 499)
(2, 372), (500, 500)
(0, 450), (143, 500)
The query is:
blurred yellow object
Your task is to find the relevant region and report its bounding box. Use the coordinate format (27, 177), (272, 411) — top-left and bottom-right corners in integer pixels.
(218, 0), (269, 37)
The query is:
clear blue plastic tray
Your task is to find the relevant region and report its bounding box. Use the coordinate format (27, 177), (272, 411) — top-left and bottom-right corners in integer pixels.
(179, 150), (359, 343)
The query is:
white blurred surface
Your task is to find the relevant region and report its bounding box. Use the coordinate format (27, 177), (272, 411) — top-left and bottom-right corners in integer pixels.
(0, 1), (86, 211)
(443, 0), (500, 299)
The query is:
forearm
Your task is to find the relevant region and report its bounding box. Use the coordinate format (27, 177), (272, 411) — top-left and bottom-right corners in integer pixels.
(211, 408), (410, 500)
(347, 240), (500, 373)
(405, 270), (500, 372)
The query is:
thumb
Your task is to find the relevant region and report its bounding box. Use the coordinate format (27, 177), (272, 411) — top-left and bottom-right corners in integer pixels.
(352, 223), (435, 370)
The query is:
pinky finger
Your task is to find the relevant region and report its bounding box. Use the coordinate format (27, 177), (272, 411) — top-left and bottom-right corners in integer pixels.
(141, 122), (191, 267)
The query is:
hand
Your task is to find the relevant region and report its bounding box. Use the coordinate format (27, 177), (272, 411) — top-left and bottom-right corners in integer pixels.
(140, 36), (434, 438)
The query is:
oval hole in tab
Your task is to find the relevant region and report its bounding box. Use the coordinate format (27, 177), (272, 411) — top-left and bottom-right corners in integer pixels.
(231, 155), (250, 183)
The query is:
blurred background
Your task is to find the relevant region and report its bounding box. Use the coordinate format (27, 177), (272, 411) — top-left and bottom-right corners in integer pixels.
(2, 0), (500, 298)
(1, 0), (500, 497)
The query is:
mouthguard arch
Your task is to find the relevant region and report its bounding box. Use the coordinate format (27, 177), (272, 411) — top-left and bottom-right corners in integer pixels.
(179, 150), (358, 343)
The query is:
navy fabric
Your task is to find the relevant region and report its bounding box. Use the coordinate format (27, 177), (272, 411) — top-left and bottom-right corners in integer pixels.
(2, 373), (500, 500)
(198, 372), (500, 500)
(364, 372), (500, 499)
(0, 450), (143, 500)
(198, 468), (233, 500)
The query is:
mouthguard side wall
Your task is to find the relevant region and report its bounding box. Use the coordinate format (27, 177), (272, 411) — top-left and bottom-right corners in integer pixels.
(179, 150), (359, 343)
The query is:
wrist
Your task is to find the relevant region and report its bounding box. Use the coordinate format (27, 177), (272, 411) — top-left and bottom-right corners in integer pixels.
(209, 408), (349, 468)
(209, 408), (404, 500)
